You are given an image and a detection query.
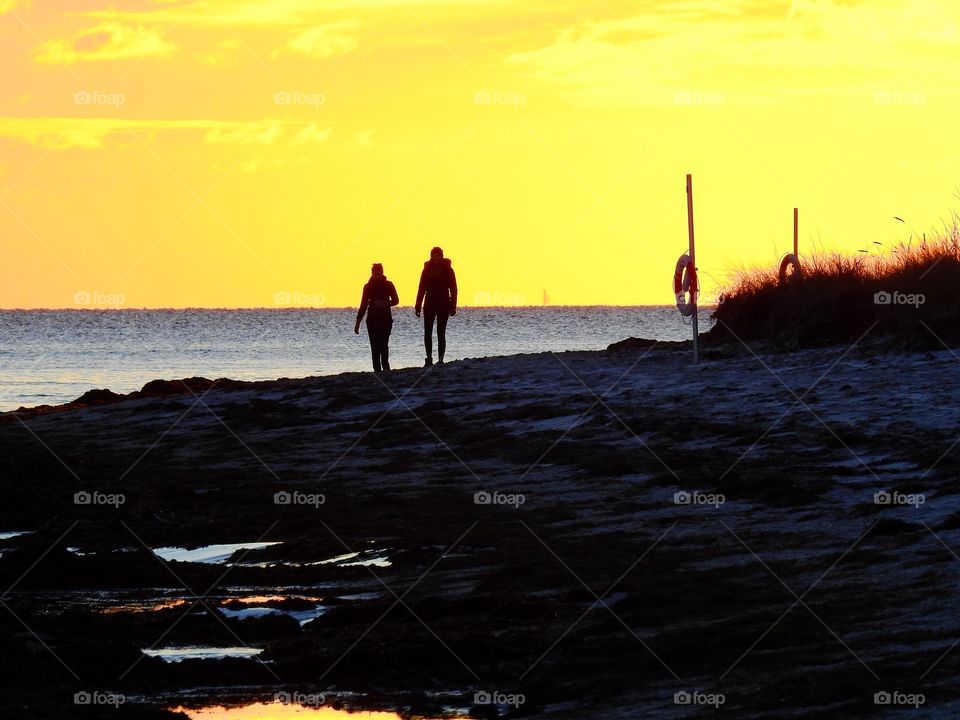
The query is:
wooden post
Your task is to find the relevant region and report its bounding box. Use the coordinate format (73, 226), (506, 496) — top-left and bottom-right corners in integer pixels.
(793, 208), (799, 258)
(686, 174), (699, 364)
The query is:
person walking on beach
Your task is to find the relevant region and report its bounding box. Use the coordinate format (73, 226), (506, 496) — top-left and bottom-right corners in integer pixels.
(415, 246), (457, 366)
(355, 263), (399, 372)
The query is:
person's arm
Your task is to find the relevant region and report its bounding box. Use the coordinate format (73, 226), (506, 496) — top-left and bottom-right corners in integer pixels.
(355, 284), (369, 333)
(448, 266), (458, 314)
(389, 282), (399, 307)
(415, 268), (426, 316)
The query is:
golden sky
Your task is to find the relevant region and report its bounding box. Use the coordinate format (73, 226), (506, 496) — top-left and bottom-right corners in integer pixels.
(1, 0), (959, 308)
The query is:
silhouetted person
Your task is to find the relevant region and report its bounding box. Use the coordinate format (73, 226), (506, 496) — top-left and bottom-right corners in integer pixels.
(355, 263), (399, 372)
(415, 246), (457, 366)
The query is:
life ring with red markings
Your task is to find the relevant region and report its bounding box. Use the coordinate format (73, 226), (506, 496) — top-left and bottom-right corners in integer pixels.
(674, 253), (699, 317)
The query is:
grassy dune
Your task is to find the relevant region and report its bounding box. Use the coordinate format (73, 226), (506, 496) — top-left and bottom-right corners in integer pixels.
(709, 219), (960, 349)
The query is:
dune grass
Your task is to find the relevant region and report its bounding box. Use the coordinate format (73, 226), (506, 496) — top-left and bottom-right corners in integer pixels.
(708, 217), (960, 349)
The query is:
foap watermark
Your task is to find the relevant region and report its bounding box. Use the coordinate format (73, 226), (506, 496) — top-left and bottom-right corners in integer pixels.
(473, 290), (527, 306)
(674, 90), (726, 107)
(474, 490), (525, 508)
(275, 690), (326, 707)
(74, 490), (125, 508)
(274, 490), (325, 508)
(674, 490), (725, 509)
(874, 290), (925, 308)
(474, 90), (526, 108)
(274, 290), (326, 307)
(274, 91), (326, 108)
(74, 290), (126, 308)
(874, 91), (925, 107)
(874, 490), (925, 508)
(74, 90), (126, 108)
(874, 690), (925, 708)
(473, 690), (525, 709)
(74, 690), (125, 707)
(674, 690), (725, 708)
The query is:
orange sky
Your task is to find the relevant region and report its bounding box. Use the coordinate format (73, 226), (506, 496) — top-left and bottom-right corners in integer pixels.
(1, 0), (959, 308)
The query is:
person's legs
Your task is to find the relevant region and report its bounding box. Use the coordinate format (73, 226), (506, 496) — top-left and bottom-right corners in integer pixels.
(423, 309), (437, 364)
(366, 325), (382, 372)
(436, 310), (449, 362)
(381, 322), (392, 371)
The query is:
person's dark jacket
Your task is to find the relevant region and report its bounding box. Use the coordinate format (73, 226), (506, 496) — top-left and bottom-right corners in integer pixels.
(415, 258), (457, 313)
(356, 276), (399, 326)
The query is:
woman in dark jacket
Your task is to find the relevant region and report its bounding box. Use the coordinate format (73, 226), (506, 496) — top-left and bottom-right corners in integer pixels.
(414, 246), (457, 366)
(355, 263), (400, 372)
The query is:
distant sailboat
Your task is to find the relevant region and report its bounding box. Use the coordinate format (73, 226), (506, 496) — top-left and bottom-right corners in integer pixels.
(542, 290), (549, 306)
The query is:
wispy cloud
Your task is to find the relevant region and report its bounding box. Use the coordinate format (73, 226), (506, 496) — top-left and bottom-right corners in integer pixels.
(0, 0), (29, 16)
(74, 0), (499, 27)
(0, 118), (328, 149)
(293, 124), (333, 144)
(508, 0), (960, 106)
(281, 21), (359, 59)
(35, 22), (176, 64)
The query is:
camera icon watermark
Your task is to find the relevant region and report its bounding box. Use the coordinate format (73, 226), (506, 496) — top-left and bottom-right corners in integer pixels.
(674, 90), (726, 107)
(274, 490), (325, 508)
(74, 490), (125, 508)
(873, 290), (925, 308)
(874, 91), (925, 107)
(874, 690), (925, 708)
(273, 290), (326, 307)
(275, 690), (326, 707)
(74, 690), (125, 707)
(473, 690), (525, 708)
(474, 90), (526, 108)
(873, 490), (925, 508)
(73, 290), (126, 308)
(673, 490), (725, 509)
(474, 490), (525, 508)
(673, 690), (725, 708)
(274, 91), (326, 108)
(473, 290), (527, 306)
(74, 90), (126, 108)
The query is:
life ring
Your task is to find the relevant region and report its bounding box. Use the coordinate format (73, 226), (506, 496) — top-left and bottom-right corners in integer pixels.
(778, 253), (803, 285)
(674, 253), (699, 317)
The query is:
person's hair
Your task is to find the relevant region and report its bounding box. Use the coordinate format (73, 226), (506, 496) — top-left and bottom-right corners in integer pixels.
(371, 263), (384, 276)
(430, 246), (443, 258)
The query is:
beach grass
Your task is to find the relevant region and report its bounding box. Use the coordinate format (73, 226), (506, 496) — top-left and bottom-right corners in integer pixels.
(709, 216), (960, 348)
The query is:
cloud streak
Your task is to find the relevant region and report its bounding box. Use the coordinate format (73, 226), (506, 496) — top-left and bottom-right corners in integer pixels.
(35, 22), (176, 64)
(0, 118), (331, 149)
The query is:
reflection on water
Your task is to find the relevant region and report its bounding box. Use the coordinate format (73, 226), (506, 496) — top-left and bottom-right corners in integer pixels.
(143, 646), (263, 662)
(173, 701), (440, 719)
(153, 542), (282, 564)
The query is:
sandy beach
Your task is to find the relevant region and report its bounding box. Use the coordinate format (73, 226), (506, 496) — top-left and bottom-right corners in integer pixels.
(2, 338), (959, 718)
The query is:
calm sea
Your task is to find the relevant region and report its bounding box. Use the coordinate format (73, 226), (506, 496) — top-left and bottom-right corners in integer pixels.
(0, 307), (713, 410)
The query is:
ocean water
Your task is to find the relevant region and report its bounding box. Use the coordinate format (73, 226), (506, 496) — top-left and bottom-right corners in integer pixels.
(0, 307), (713, 410)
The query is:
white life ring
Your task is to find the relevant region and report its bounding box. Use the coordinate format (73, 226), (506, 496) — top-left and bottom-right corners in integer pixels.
(674, 253), (699, 317)
(779, 253), (803, 285)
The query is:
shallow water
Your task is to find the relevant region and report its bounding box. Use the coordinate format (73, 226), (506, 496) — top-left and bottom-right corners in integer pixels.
(143, 647), (264, 662)
(153, 543), (283, 564)
(0, 307), (713, 409)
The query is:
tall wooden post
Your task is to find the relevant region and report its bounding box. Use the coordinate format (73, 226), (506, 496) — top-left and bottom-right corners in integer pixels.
(793, 207), (799, 257)
(686, 174), (699, 364)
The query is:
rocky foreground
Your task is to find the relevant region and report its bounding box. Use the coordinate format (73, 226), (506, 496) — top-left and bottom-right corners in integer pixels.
(2, 340), (960, 718)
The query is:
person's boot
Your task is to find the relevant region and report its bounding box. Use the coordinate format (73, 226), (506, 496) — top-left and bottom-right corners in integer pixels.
(424, 357), (433, 367)
(383, 361), (390, 371)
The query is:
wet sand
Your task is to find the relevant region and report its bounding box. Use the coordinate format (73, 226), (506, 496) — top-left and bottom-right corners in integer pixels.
(2, 341), (960, 718)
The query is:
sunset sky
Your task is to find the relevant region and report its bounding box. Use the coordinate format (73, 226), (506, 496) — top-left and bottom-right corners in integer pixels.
(1, 0), (959, 308)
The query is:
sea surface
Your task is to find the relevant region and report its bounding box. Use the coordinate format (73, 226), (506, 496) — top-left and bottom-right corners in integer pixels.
(0, 307), (713, 410)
